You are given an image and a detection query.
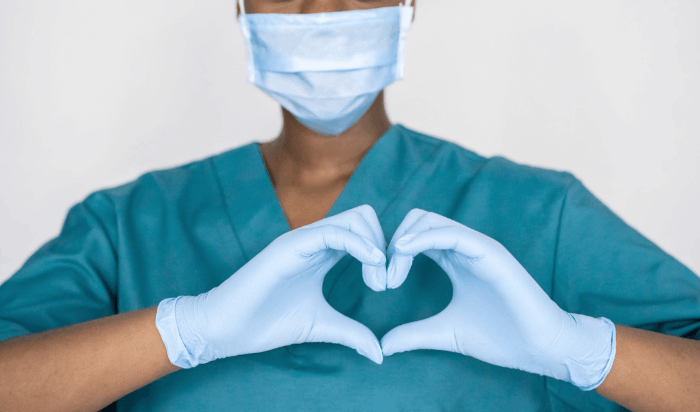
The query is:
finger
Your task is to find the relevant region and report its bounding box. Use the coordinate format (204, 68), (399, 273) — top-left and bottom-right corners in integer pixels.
(387, 210), (453, 288)
(363, 263), (387, 293)
(307, 306), (383, 364)
(351, 204), (387, 252)
(387, 208), (428, 257)
(380, 312), (458, 356)
(393, 225), (492, 261)
(389, 226), (471, 288)
(387, 246), (451, 290)
(395, 210), (453, 246)
(336, 205), (387, 289)
(303, 205), (386, 252)
(393, 226), (546, 316)
(386, 254), (414, 289)
(298, 225), (387, 292)
(386, 209), (426, 289)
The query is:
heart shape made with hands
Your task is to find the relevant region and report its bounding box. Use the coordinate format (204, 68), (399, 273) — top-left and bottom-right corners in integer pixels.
(165, 204), (613, 389)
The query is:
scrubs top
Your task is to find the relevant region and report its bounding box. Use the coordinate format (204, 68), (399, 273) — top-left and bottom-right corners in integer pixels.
(1, 124), (699, 412)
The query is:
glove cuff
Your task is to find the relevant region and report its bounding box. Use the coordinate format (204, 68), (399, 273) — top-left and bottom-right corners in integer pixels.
(155, 296), (199, 369)
(561, 313), (617, 391)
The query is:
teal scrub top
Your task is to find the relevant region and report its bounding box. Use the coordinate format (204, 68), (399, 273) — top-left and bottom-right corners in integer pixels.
(1, 124), (699, 412)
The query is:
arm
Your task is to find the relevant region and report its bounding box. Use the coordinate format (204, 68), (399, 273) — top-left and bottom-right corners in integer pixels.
(596, 324), (700, 412)
(551, 177), (700, 408)
(0, 306), (180, 412)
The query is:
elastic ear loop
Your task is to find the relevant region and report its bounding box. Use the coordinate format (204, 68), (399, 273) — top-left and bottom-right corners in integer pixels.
(396, 0), (415, 78)
(237, 0), (256, 83)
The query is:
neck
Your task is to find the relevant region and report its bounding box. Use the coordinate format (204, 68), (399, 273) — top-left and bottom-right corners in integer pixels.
(259, 90), (392, 188)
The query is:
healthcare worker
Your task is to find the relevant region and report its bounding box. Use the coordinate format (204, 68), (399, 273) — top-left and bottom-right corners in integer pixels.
(1, 0), (699, 411)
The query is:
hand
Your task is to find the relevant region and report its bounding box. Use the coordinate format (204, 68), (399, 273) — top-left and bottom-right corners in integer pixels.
(156, 205), (387, 368)
(380, 209), (616, 390)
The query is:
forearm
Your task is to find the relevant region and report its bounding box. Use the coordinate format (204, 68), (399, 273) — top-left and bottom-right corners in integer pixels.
(0, 306), (181, 412)
(595, 324), (700, 412)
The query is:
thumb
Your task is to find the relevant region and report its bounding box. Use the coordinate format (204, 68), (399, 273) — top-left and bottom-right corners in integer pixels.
(380, 312), (458, 356)
(306, 305), (383, 365)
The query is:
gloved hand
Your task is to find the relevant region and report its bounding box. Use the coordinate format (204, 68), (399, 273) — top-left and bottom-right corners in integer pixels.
(156, 205), (387, 369)
(381, 209), (616, 391)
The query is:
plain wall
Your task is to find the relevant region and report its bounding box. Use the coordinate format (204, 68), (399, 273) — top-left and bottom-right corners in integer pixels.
(1, 0), (699, 284)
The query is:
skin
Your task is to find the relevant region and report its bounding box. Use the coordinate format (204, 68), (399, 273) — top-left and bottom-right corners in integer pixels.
(0, 1), (698, 411)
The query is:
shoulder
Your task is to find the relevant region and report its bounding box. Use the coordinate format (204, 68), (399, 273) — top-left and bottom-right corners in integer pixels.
(79, 143), (256, 218)
(396, 124), (578, 196)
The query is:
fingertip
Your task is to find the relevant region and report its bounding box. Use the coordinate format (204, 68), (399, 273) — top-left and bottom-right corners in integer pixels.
(362, 264), (385, 292)
(363, 351), (383, 365)
(369, 344), (384, 364)
(387, 255), (413, 289)
(380, 323), (418, 357)
(380, 330), (410, 357)
(380, 333), (390, 352)
(369, 247), (385, 266)
(372, 340), (384, 364)
(376, 264), (387, 291)
(360, 237), (385, 266)
(380, 339), (397, 357)
(357, 339), (383, 364)
(386, 236), (398, 255)
(387, 255), (397, 282)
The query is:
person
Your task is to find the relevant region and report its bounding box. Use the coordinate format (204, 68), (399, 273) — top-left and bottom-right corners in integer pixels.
(1, 0), (699, 411)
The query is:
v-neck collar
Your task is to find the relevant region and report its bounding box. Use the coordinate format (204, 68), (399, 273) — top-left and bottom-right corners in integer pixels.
(211, 123), (426, 261)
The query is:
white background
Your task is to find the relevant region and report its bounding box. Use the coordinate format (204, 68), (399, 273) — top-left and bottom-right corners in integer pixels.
(1, 0), (699, 284)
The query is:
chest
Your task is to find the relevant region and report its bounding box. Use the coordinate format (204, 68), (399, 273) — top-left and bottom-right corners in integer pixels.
(274, 180), (349, 230)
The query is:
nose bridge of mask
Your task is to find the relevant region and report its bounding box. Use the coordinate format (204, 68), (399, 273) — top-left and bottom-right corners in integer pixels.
(237, 0), (415, 75)
(249, 12), (402, 73)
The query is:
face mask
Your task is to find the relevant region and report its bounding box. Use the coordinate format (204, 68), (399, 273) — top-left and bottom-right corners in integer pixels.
(237, 0), (415, 136)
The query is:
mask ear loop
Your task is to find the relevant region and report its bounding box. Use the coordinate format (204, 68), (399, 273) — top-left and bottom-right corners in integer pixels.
(237, 0), (256, 83)
(396, 0), (414, 79)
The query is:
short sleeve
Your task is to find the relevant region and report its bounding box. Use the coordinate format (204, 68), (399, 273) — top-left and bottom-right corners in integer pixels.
(546, 176), (700, 411)
(0, 191), (118, 342)
(552, 177), (700, 335)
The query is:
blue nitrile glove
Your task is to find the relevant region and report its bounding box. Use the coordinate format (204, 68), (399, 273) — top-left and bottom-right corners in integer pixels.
(381, 209), (616, 391)
(156, 205), (387, 369)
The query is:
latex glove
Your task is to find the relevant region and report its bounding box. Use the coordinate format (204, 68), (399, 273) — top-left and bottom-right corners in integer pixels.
(381, 209), (616, 391)
(156, 205), (387, 369)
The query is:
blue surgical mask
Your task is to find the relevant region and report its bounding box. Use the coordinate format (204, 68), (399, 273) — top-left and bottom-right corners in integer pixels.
(237, 0), (414, 136)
